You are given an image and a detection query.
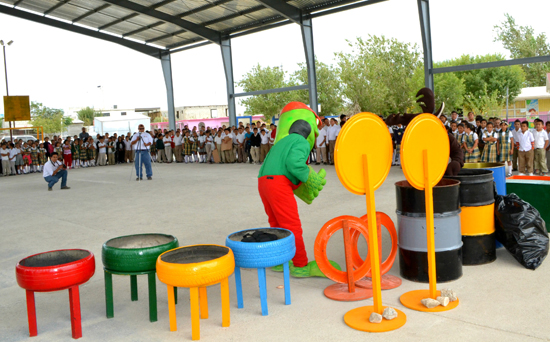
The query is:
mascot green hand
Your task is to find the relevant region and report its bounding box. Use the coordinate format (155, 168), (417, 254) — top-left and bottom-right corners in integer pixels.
(293, 166), (327, 204)
(259, 101), (340, 278)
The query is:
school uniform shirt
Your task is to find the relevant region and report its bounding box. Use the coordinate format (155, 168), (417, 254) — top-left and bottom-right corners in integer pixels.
(236, 133), (245, 144)
(214, 135), (223, 148)
(198, 135), (206, 147)
(173, 135), (183, 146)
(499, 130), (512, 143)
(9, 149), (17, 161)
(251, 133), (261, 147)
(482, 131), (497, 142)
(163, 136), (172, 147)
(124, 140), (132, 150)
(206, 136), (214, 147)
(516, 130), (535, 152)
(0, 148), (9, 160)
(98, 142), (107, 154)
(316, 128), (326, 147)
(467, 120), (476, 126)
(327, 125), (340, 141)
(43, 160), (63, 178)
(532, 130), (549, 149)
(107, 141), (115, 154)
(131, 132), (154, 151)
(260, 134), (269, 145)
(468, 132), (479, 142)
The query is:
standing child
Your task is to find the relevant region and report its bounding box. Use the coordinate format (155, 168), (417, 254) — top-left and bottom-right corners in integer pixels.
(197, 131), (206, 163)
(450, 121), (458, 140)
(463, 123), (480, 163)
(457, 123), (465, 150)
(21, 142), (31, 174)
(481, 122), (498, 163)
(14, 142), (24, 175)
(497, 121), (513, 177)
(30, 142), (39, 173)
(516, 121), (535, 176)
(55, 142), (63, 164)
(107, 137), (116, 165)
(63, 139), (72, 169)
(72, 139), (80, 168)
(546, 121), (550, 171)
(9, 143), (17, 175)
(183, 131), (192, 164)
(163, 132), (173, 163)
(205, 130), (214, 164)
(80, 140), (88, 167)
(392, 123), (404, 166)
(97, 136), (107, 166)
(191, 132), (199, 163)
(156, 134), (166, 163)
(38, 143), (47, 171)
(1, 142), (9, 176)
(532, 119), (549, 176)
(87, 137), (97, 167)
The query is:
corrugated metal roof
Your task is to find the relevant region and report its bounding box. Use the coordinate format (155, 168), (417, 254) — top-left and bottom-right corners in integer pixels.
(0, 0), (369, 50)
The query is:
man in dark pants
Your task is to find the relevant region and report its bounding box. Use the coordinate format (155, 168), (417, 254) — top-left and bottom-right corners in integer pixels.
(43, 152), (70, 191)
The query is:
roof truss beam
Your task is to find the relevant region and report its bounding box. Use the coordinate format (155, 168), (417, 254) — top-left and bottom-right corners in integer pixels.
(72, 4), (110, 23)
(0, 5), (163, 58)
(433, 55), (550, 74)
(99, 0), (222, 44)
(44, 0), (71, 15)
(254, 0), (302, 24)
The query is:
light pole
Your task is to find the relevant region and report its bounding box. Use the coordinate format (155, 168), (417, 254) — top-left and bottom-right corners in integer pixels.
(1, 39), (14, 141)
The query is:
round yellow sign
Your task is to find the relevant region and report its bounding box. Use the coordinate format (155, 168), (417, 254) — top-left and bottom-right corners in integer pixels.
(335, 113), (393, 195)
(400, 114), (450, 190)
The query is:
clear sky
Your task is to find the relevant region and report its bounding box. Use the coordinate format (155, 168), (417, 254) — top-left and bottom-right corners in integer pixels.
(0, 0), (548, 116)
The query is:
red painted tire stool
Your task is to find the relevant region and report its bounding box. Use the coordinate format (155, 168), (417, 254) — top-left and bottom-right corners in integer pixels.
(15, 249), (95, 339)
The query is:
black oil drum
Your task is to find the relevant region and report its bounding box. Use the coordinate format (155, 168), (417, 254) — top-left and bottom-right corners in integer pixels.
(396, 179), (463, 283)
(444, 169), (497, 265)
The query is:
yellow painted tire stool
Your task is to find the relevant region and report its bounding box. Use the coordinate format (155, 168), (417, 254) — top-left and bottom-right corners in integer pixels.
(157, 245), (235, 340)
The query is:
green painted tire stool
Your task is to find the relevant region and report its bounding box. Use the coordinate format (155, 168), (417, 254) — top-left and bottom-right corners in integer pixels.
(102, 233), (179, 322)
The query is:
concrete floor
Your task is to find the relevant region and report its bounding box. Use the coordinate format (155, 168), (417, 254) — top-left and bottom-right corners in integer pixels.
(1, 162), (549, 342)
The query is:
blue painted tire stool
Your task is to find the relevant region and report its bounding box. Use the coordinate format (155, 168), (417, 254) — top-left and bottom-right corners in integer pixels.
(225, 228), (295, 316)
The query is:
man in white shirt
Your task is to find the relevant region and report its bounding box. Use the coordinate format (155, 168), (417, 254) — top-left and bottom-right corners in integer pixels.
(43, 152), (70, 191)
(315, 122), (327, 165)
(327, 118), (340, 165)
(131, 125), (154, 180)
(173, 131), (183, 163)
(163, 132), (173, 163)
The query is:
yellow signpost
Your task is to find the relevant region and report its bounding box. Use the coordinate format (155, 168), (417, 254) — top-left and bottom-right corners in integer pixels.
(399, 114), (459, 312)
(337, 113), (406, 332)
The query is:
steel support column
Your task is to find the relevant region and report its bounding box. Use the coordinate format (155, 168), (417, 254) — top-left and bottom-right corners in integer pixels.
(418, 0), (434, 91)
(301, 18), (318, 113)
(221, 39), (236, 127)
(161, 52), (176, 131)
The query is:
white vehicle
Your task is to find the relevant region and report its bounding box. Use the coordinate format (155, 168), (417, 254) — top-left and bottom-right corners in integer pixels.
(0, 135), (41, 143)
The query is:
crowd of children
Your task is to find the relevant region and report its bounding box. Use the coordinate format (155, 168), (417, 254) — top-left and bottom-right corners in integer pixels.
(2, 114), (549, 178)
(441, 112), (550, 176)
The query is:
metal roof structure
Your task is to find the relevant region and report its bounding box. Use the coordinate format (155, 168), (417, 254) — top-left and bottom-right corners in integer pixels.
(0, 0), (386, 55)
(2, 0), (549, 129)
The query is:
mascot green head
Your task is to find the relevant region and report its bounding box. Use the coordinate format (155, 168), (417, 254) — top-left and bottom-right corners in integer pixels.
(274, 102), (320, 150)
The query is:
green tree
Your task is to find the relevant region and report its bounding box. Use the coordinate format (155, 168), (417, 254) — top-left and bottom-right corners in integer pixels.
(291, 59), (343, 116)
(77, 106), (101, 126)
(336, 35), (422, 116)
(436, 54), (524, 106)
(237, 64), (298, 120)
(30, 102), (65, 134)
(494, 13), (550, 87)
(463, 84), (502, 118)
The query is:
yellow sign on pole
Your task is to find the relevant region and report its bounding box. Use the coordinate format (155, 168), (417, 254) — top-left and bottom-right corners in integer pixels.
(4, 96), (31, 121)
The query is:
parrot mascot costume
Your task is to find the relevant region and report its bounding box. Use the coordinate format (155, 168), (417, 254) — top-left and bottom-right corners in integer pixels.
(258, 102), (340, 277)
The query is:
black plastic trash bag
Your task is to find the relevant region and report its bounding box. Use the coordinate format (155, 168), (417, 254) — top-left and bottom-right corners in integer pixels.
(494, 193), (549, 270)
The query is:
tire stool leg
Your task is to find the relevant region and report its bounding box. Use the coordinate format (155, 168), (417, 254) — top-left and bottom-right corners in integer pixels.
(234, 267), (243, 309)
(68, 286), (82, 339)
(257, 268), (268, 316)
(167, 285), (177, 331)
(25, 290), (37, 337)
(199, 287), (208, 319)
(147, 272), (157, 322)
(130, 275), (138, 301)
(190, 287), (200, 340)
(221, 277), (230, 327)
(283, 261), (291, 305)
(104, 270), (114, 318)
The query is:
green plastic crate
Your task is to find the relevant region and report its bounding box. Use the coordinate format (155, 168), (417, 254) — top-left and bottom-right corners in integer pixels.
(506, 177), (550, 232)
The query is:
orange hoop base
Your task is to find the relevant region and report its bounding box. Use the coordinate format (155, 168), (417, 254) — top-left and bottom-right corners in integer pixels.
(355, 274), (402, 290)
(344, 306), (406, 332)
(323, 283), (373, 301)
(400, 289), (459, 312)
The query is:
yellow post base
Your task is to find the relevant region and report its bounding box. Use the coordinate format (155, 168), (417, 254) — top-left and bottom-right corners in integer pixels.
(400, 289), (459, 312)
(344, 306), (406, 332)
